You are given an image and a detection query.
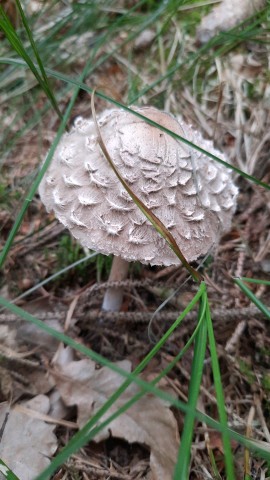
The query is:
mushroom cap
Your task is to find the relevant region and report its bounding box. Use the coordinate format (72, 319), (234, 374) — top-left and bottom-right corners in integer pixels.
(39, 106), (238, 266)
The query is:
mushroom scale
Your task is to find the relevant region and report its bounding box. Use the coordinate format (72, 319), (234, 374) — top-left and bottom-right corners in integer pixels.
(39, 107), (238, 266)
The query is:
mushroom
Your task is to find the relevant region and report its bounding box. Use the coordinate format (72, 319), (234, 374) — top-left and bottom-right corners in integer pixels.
(39, 106), (238, 311)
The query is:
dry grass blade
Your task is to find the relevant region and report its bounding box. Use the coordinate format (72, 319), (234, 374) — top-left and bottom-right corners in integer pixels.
(90, 90), (202, 282)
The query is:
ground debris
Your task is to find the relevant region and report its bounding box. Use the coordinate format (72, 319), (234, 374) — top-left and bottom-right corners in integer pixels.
(51, 346), (180, 480)
(0, 396), (57, 480)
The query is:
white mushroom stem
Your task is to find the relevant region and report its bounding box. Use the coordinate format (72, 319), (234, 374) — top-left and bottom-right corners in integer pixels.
(102, 256), (130, 312)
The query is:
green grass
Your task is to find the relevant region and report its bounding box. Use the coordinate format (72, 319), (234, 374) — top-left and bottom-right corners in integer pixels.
(55, 235), (112, 283)
(0, 459), (20, 480)
(0, 1), (270, 479)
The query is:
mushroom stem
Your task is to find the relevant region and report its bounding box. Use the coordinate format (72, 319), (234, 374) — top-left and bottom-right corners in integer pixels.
(102, 256), (130, 312)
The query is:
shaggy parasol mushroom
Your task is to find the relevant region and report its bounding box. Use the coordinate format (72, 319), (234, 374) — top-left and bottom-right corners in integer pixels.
(39, 106), (238, 311)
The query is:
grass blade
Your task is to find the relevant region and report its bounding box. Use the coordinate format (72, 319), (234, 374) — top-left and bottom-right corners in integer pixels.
(206, 298), (236, 480)
(173, 290), (208, 479)
(234, 278), (270, 320)
(0, 459), (20, 480)
(240, 277), (270, 286)
(14, 0), (62, 120)
(0, 7), (62, 121)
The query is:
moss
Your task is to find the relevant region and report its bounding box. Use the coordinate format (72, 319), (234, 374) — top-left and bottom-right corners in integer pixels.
(237, 358), (256, 385)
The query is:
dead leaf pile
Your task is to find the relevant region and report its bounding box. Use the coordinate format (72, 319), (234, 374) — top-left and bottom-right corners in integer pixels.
(52, 347), (180, 480)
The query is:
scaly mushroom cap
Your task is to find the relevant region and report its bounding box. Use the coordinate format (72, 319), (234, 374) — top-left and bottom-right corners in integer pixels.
(39, 107), (238, 266)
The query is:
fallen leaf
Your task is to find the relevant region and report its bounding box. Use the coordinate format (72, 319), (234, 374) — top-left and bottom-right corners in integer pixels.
(0, 395), (58, 480)
(0, 351), (54, 400)
(52, 348), (179, 480)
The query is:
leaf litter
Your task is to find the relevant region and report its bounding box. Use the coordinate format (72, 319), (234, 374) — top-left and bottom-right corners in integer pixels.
(51, 346), (180, 480)
(0, 396), (57, 480)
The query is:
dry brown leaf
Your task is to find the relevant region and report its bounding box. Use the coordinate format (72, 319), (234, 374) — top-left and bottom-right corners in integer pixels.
(52, 348), (180, 480)
(197, 0), (266, 43)
(0, 395), (57, 480)
(0, 322), (55, 398)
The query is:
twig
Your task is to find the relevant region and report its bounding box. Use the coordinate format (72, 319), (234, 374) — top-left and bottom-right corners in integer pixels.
(78, 304), (267, 324)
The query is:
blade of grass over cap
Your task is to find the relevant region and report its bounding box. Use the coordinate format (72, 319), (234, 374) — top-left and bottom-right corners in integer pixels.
(91, 90), (203, 283)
